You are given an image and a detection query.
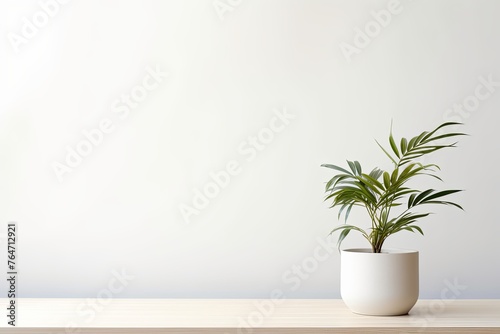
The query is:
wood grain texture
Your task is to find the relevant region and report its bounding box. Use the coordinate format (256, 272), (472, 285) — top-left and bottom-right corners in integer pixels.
(1, 299), (499, 333)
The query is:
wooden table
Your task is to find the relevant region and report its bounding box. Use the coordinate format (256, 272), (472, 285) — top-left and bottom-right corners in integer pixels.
(1, 299), (499, 333)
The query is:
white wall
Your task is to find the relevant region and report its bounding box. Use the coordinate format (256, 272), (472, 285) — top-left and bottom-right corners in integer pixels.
(1, 0), (499, 300)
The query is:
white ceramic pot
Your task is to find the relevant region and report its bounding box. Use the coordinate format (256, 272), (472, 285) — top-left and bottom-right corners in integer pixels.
(340, 248), (419, 316)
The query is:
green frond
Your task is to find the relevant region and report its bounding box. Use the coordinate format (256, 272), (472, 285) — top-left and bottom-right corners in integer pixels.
(322, 121), (466, 252)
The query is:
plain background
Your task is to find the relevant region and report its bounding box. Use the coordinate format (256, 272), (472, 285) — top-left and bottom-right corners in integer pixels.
(1, 0), (499, 300)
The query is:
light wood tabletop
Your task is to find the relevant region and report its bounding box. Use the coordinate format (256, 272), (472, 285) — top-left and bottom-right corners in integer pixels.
(1, 299), (499, 333)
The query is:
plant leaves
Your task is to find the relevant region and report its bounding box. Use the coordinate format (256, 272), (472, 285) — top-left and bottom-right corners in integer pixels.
(347, 160), (357, 175)
(321, 164), (353, 175)
(400, 137), (408, 155)
(389, 132), (400, 158)
(354, 161), (362, 175)
(375, 139), (398, 165)
(383, 171), (391, 189)
(322, 121), (466, 252)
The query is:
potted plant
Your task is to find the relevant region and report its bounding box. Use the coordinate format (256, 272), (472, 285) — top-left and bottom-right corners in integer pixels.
(322, 121), (466, 316)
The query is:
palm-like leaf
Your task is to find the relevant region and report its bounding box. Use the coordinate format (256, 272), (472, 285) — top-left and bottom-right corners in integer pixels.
(322, 122), (466, 253)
